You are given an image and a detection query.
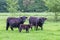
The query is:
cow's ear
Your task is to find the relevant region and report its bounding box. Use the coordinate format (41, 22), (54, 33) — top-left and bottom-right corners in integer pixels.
(44, 18), (47, 20)
(45, 18), (47, 20)
(26, 17), (27, 18)
(20, 17), (22, 19)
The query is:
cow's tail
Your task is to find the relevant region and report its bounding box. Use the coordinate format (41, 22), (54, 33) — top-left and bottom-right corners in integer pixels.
(6, 21), (9, 30)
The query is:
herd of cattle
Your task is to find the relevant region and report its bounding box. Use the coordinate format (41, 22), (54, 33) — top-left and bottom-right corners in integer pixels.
(6, 16), (47, 32)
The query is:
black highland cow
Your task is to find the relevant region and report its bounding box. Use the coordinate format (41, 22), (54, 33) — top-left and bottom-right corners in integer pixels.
(6, 16), (27, 31)
(29, 17), (47, 30)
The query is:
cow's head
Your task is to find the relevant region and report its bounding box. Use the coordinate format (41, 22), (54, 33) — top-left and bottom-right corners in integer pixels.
(20, 16), (27, 22)
(39, 17), (47, 23)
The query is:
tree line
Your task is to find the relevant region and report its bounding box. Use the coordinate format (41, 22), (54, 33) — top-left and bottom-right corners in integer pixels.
(0, 0), (60, 13)
(0, 0), (48, 12)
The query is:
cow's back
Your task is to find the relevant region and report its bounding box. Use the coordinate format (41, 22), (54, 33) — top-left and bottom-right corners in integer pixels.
(29, 17), (39, 25)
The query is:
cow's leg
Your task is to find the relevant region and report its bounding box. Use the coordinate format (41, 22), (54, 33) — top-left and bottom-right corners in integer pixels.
(30, 24), (32, 30)
(26, 28), (29, 33)
(30, 24), (33, 30)
(36, 26), (38, 31)
(41, 26), (43, 30)
(10, 27), (14, 31)
(6, 22), (9, 30)
(40, 25), (43, 30)
(19, 27), (22, 32)
(35, 22), (38, 31)
(29, 21), (32, 30)
(31, 27), (32, 29)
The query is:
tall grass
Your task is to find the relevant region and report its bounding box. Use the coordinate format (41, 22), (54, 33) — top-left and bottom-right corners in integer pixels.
(0, 12), (60, 21)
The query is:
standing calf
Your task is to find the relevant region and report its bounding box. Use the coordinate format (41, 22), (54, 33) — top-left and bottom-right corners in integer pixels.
(19, 24), (32, 33)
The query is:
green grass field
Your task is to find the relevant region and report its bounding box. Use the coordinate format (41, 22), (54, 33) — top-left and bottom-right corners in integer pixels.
(0, 13), (60, 40)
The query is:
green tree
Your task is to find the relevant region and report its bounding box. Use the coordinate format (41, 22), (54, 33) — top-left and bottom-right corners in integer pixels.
(0, 0), (8, 12)
(6, 0), (19, 12)
(29, 0), (48, 12)
(45, 0), (60, 21)
(18, 0), (48, 12)
(18, 0), (24, 11)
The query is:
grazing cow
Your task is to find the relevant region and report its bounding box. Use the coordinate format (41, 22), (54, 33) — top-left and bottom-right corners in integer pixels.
(19, 24), (32, 32)
(6, 16), (27, 31)
(29, 17), (47, 30)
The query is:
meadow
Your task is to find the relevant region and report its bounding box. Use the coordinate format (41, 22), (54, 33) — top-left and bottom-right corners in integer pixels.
(0, 12), (60, 40)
